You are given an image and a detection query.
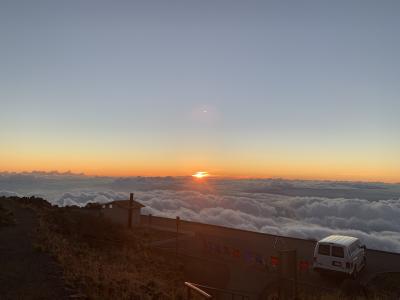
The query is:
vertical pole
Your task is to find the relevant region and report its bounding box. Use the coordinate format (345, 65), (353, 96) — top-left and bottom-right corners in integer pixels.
(147, 213), (152, 244)
(294, 250), (298, 300)
(278, 250), (283, 300)
(176, 216), (180, 258)
(175, 216), (180, 294)
(128, 192), (133, 229)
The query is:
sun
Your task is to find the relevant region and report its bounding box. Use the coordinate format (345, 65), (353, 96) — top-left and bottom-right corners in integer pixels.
(192, 171), (209, 179)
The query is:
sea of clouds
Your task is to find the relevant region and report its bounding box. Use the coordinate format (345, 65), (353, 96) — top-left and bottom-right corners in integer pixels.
(1, 171), (400, 253)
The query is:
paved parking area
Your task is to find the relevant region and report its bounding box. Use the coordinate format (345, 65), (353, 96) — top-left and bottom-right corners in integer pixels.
(142, 215), (400, 294)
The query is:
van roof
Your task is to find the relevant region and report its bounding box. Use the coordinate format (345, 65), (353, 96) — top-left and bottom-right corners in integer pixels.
(318, 235), (358, 246)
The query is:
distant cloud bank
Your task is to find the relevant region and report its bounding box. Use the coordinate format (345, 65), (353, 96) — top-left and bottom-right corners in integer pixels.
(1, 172), (400, 252)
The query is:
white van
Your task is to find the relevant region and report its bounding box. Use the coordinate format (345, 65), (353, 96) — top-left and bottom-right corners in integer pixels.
(313, 235), (366, 277)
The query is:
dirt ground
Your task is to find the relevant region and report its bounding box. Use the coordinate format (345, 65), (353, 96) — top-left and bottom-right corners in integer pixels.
(0, 198), (72, 299)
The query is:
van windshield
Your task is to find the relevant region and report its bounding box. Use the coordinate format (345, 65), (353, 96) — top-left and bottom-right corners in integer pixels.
(318, 244), (330, 255)
(332, 246), (344, 258)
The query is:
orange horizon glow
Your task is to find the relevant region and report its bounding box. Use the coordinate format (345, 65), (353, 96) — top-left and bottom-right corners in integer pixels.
(1, 147), (399, 184)
(0, 164), (399, 183)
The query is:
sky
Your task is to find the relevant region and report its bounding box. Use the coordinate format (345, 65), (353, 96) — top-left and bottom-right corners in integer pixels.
(1, 0), (399, 182)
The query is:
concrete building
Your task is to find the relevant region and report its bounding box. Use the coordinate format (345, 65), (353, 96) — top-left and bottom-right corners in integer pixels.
(102, 193), (144, 227)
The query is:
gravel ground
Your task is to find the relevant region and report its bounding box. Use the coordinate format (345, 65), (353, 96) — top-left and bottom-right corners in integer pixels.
(0, 199), (72, 300)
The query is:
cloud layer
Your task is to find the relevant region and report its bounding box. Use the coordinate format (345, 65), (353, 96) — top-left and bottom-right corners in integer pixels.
(135, 190), (400, 252)
(1, 172), (400, 252)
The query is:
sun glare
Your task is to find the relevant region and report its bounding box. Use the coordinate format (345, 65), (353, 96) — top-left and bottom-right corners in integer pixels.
(192, 171), (209, 179)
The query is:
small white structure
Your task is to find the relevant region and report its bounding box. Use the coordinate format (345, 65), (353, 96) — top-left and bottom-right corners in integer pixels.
(313, 235), (366, 277)
(101, 193), (144, 228)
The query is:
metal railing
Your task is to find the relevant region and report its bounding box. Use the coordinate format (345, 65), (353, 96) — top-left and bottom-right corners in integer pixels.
(185, 282), (212, 299)
(184, 282), (255, 300)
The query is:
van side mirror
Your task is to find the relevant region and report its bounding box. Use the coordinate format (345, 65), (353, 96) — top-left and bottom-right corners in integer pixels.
(360, 245), (366, 250)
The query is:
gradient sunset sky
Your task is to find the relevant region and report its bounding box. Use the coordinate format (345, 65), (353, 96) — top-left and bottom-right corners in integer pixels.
(1, 0), (399, 182)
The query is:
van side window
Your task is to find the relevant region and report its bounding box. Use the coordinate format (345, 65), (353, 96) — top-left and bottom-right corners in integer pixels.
(332, 246), (344, 258)
(318, 244), (330, 255)
(349, 243), (357, 254)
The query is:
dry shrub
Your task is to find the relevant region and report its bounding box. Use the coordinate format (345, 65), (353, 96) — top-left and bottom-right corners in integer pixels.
(13, 195), (52, 209)
(0, 201), (15, 226)
(43, 209), (134, 249)
(36, 207), (184, 299)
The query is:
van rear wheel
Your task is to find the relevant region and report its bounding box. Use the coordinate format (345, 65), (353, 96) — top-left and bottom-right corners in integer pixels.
(351, 266), (358, 279)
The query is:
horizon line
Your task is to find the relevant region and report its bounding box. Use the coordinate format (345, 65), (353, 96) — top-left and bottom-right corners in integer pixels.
(0, 169), (399, 185)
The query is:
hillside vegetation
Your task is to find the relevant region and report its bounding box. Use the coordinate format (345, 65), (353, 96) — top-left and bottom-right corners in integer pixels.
(20, 197), (184, 299)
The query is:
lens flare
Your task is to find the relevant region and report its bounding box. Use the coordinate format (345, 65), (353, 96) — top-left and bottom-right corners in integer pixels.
(192, 171), (209, 179)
